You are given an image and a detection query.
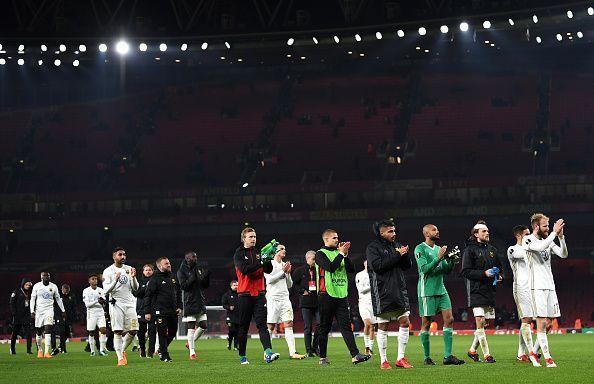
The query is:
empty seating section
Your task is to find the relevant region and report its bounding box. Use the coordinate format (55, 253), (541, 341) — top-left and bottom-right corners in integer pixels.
(400, 73), (537, 179)
(124, 81), (278, 188)
(548, 74), (594, 173)
(259, 75), (407, 183)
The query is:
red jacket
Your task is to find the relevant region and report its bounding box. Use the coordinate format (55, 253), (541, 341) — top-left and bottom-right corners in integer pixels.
(233, 246), (273, 296)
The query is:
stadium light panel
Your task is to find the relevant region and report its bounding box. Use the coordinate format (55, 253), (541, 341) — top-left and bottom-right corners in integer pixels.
(115, 41), (129, 55)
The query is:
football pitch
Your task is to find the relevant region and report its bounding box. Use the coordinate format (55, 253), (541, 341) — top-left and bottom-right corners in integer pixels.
(2, 334), (592, 384)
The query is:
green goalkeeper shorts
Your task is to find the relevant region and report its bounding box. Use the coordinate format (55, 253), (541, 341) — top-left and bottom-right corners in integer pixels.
(418, 294), (452, 317)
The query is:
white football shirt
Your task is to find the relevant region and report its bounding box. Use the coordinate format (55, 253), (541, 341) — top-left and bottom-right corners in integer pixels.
(523, 233), (568, 290)
(507, 244), (530, 292)
(355, 270), (372, 306)
(82, 286), (106, 316)
(102, 264), (138, 306)
(31, 282), (64, 314)
(265, 259), (292, 299)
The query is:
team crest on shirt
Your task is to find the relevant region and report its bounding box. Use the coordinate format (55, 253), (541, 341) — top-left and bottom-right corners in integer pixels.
(489, 251), (494, 258)
(172, 278), (176, 284)
(125, 269), (130, 274)
(256, 253), (261, 260)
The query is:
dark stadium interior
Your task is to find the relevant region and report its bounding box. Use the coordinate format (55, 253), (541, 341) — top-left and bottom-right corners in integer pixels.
(1, 1), (593, 339)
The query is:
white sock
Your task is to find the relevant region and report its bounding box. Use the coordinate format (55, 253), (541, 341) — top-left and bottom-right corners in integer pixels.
(155, 336), (160, 352)
(533, 336), (540, 353)
(476, 328), (490, 357)
(369, 335), (375, 351)
(470, 333), (479, 352)
(520, 323), (534, 355)
(517, 332), (525, 357)
(194, 327), (206, 341)
(188, 328), (196, 355)
(44, 333), (51, 354)
(397, 327), (409, 360)
(133, 335), (139, 347)
(536, 332), (551, 359)
(122, 333), (134, 351)
(285, 327), (296, 356)
(89, 335), (96, 354)
(99, 334), (107, 352)
(114, 334), (123, 360)
(377, 329), (388, 363)
(363, 334), (370, 349)
(36, 335), (42, 351)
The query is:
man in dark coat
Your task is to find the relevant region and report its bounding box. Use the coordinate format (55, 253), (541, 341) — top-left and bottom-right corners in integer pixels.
(177, 250), (210, 360)
(135, 264), (156, 357)
(221, 280), (239, 351)
(9, 278), (33, 354)
(366, 219), (413, 370)
(461, 220), (503, 363)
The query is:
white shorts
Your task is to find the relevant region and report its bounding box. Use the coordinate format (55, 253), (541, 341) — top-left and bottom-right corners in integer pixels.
(34, 309), (55, 328)
(266, 297), (293, 324)
(358, 302), (377, 323)
(472, 306), (495, 319)
(109, 304), (139, 332)
(532, 289), (560, 318)
(513, 289), (534, 319)
(182, 313), (208, 323)
(87, 313), (107, 331)
(376, 309), (410, 324)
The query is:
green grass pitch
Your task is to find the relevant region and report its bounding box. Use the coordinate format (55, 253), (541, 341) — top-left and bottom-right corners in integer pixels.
(2, 334), (592, 384)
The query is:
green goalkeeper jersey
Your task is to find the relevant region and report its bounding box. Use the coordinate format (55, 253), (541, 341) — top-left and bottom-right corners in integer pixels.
(414, 242), (454, 297)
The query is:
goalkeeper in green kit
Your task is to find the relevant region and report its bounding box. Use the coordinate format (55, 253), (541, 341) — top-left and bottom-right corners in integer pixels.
(414, 224), (465, 366)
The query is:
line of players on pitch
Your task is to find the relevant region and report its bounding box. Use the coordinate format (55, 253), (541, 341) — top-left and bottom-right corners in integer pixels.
(26, 211), (567, 368)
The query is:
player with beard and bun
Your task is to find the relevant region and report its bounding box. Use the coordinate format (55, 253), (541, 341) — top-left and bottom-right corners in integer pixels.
(221, 280), (239, 351)
(366, 220), (412, 370)
(102, 247), (139, 366)
(31, 272), (65, 358)
(414, 224), (465, 366)
(177, 251), (210, 360)
(523, 213), (568, 368)
(9, 278), (33, 355)
(461, 221), (503, 364)
(134, 264), (156, 358)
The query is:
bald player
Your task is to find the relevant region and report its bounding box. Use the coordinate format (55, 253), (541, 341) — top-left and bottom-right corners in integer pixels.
(414, 224), (464, 366)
